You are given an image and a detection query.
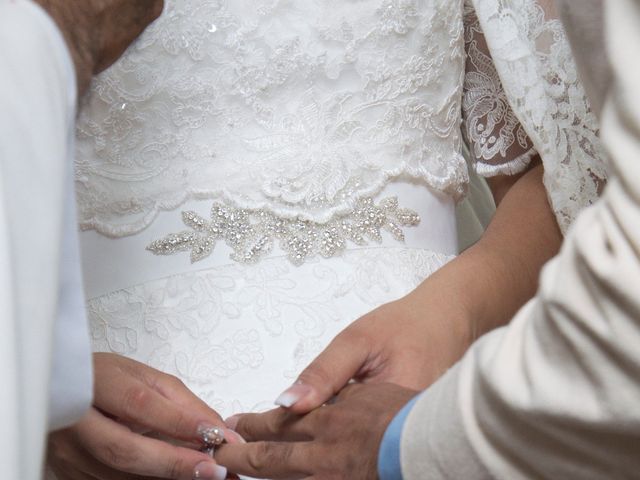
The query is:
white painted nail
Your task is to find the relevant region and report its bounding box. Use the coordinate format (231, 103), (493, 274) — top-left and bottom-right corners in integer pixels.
(193, 461), (227, 480)
(275, 383), (313, 407)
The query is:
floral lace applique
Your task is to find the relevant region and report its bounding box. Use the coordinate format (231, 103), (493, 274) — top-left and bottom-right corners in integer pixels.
(86, 247), (453, 417)
(462, 4), (537, 176)
(469, 0), (608, 232)
(75, 0), (466, 237)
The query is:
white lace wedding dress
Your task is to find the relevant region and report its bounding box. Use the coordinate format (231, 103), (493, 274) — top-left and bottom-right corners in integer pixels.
(74, 0), (605, 428)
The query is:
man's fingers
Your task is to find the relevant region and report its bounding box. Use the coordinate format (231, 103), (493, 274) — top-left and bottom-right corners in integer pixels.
(229, 408), (313, 442)
(215, 442), (311, 479)
(78, 409), (226, 480)
(276, 328), (371, 414)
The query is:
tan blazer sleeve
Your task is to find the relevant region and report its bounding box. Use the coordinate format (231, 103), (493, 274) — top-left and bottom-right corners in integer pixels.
(400, 1), (640, 478)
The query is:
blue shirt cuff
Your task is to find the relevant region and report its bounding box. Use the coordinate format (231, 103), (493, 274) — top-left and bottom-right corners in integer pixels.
(378, 394), (422, 480)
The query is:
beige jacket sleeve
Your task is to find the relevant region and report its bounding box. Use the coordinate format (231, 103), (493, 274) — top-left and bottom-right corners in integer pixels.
(399, 0), (640, 478)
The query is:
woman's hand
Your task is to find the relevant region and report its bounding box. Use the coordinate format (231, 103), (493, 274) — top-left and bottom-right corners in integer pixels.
(272, 273), (474, 413)
(48, 353), (233, 480)
(274, 164), (562, 414)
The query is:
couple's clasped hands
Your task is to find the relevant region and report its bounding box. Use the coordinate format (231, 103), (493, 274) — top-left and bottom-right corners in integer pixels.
(49, 284), (472, 480)
(216, 279), (475, 480)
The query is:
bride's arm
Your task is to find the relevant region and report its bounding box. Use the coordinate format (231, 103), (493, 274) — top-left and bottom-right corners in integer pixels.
(270, 7), (566, 412)
(272, 157), (561, 413)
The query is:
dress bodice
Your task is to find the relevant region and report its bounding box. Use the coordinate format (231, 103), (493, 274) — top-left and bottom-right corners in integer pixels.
(75, 0), (466, 238)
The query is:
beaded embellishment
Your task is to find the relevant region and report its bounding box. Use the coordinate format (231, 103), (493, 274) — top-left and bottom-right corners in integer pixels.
(146, 197), (420, 266)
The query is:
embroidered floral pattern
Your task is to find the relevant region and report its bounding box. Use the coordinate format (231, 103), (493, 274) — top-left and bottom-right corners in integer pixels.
(75, 0), (466, 237)
(470, 0), (608, 232)
(462, 5), (537, 176)
(87, 248), (453, 417)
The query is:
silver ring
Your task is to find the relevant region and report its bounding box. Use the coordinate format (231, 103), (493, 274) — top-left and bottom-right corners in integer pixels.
(199, 426), (226, 448)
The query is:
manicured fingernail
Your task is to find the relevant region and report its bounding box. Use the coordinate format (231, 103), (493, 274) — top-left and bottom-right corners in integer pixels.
(225, 414), (240, 430)
(193, 461), (227, 480)
(275, 382), (313, 407)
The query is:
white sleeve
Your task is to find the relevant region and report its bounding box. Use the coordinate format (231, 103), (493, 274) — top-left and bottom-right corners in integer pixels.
(462, 2), (538, 178)
(400, 1), (640, 478)
(41, 0), (95, 430)
(49, 147), (94, 432)
(468, 0), (609, 234)
(0, 1), (91, 475)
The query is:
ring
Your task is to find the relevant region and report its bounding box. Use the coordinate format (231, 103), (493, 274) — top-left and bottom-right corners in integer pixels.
(198, 426), (226, 451)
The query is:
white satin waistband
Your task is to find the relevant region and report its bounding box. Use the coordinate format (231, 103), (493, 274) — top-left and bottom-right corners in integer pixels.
(80, 181), (458, 299)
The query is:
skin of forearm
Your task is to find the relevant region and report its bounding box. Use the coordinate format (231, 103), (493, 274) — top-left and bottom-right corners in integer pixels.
(32, 0), (94, 95)
(409, 162), (562, 345)
(32, 1), (164, 97)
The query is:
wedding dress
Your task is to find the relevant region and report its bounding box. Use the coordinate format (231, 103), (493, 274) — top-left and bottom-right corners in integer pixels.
(74, 0), (606, 424)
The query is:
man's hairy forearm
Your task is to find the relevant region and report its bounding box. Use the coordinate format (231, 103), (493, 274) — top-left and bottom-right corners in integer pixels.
(32, 0), (163, 96)
(32, 1), (94, 94)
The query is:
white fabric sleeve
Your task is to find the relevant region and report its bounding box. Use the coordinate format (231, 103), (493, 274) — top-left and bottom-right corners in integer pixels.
(48, 153), (94, 432)
(469, 0), (609, 233)
(0, 0), (91, 475)
(462, 2), (538, 178)
(15, 0), (93, 434)
(399, 1), (640, 478)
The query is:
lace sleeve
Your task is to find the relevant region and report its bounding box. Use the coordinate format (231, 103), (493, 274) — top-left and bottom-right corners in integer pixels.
(463, 3), (538, 177)
(469, 0), (609, 234)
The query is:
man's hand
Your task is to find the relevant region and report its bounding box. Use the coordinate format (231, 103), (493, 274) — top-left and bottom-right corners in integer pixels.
(217, 384), (418, 480)
(48, 353), (234, 480)
(33, 0), (163, 95)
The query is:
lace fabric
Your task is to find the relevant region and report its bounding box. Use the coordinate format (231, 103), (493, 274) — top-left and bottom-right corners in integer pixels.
(462, 3), (538, 177)
(469, 0), (609, 233)
(75, 0), (607, 239)
(86, 247), (453, 417)
(75, 0), (468, 238)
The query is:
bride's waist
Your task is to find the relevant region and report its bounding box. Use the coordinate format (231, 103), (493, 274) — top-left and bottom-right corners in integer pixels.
(80, 181), (458, 299)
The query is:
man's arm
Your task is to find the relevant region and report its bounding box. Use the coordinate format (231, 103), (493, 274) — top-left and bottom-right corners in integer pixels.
(399, 1), (640, 477)
(33, 0), (163, 95)
(0, 2), (83, 475)
(0, 1), (162, 475)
